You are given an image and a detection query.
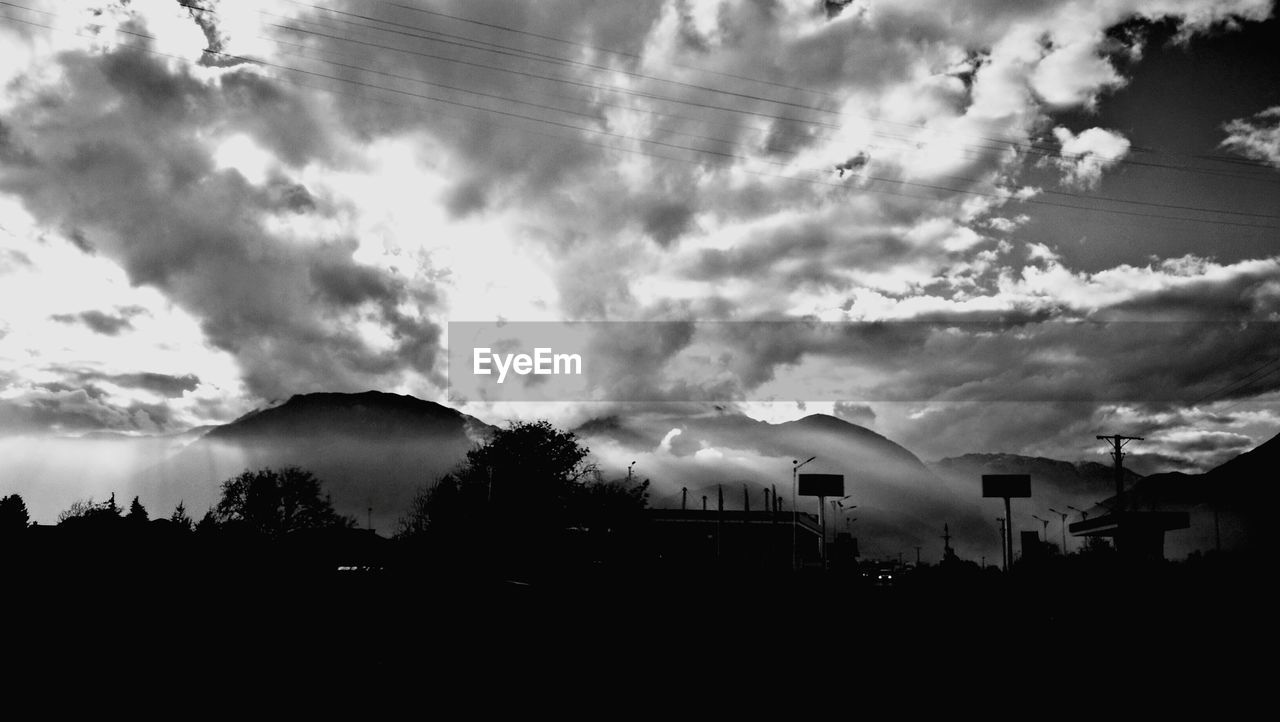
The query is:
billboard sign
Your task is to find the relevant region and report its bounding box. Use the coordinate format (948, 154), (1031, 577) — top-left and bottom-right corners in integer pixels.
(798, 473), (844, 497)
(982, 474), (1031, 498)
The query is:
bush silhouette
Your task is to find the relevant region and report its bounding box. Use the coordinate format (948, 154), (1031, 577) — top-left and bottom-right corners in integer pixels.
(212, 466), (354, 539)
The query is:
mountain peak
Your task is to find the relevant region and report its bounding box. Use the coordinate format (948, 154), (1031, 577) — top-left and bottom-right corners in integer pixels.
(207, 390), (491, 441)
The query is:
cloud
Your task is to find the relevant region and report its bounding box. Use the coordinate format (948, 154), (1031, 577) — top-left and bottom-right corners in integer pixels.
(2, 0), (1277, 447)
(1221, 106), (1280, 168)
(0, 386), (164, 436)
(833, 400), (876, 425)
(49, 308), (146, 336)
(1030, 33), (1126, 108)
(1050, 126), (1132, 188)
(0, 38), (444, 399)
(71, 370), (201, 398)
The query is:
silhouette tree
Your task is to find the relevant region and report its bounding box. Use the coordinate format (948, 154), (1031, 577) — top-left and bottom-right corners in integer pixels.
(126, 496), (148, 524)
(395, 482), (437, 540)
(213, 466), (354, 539)
(195, 509), (219, 535)
(398, 420), (649, 576)
(0, 494), (29, 534)
(57, 494), (121, 525)
(169, 502), (194, 532)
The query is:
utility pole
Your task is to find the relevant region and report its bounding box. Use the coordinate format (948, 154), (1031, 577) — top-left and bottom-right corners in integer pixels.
(1049, 508), (1070, 554)
(744, 484), (751, 513)
(1033, 515), (1050, 543)
(717, 484), (724, 563)
(997, 517), (1007, 571)
(913, 546), (922, 566)
(702, 495), (707, 512)
(1097, 434), (1143, 513)
(681, 487), (688, 511)
(792, 457), (815, 571)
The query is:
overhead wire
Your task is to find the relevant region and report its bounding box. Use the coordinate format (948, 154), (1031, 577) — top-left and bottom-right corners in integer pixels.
(4, 2), (1280, 232)
(275, 0), (1280, 185)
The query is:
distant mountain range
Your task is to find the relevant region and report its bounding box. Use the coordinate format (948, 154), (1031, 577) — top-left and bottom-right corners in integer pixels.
(571, 410), (987, 559)
(7, 391), (1271, 558)
(930, 453), (1142, 502)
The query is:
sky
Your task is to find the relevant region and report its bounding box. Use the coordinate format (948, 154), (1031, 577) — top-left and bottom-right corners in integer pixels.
(2, 0), (1280, 482)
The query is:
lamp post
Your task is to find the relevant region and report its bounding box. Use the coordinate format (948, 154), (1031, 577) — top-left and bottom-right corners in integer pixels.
(1032, 515), (1050, 548)
(997, 517), (1007, 571)
(1068, 505), (1088, 520)
(1048, 508), (1070, 554)
(792, 456), (815, 571)
(626, 461), (636, 483)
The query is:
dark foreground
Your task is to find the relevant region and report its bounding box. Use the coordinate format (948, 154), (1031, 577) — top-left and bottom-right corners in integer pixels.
(4, 548), (1271, 692)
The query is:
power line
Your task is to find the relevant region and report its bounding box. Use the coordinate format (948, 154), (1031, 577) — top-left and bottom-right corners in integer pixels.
(242, 24), (1280, 221)
(165, 6), (1280, 224)
(275, 0), (1280, 185)
(371, 0), (837, 99)
(262, 0), (839, 116)
(1204, 364), (1280, 413)
(1192, 357), (1280, 408)
(4, 5), (1280, 232)
(155, 0), (1280, 203)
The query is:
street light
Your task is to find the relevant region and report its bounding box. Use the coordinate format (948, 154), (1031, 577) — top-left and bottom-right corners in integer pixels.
(1032, 515), (1050, 544)
(1067, 505), (1089, 520)
(835, 502), (857, 536)
(792, 456), (815, 571)
(1048, 508), (1070, 554)
(627, 461), (636, 482)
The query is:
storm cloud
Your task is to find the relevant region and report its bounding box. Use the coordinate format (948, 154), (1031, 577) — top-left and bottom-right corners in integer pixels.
(1, 0), (1278, 465)
(0, 37), (444, 399)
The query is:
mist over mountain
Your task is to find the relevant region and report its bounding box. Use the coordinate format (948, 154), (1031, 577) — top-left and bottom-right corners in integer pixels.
(3, 390), (1271, 561)
(572, 410), (991, 561)
(133, 391), (493, 533)
(931, 453), (1141, 502)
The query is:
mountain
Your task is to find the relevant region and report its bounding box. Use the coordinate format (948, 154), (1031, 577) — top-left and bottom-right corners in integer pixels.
(1092, 430), (1278, 553)
(1101, 431), (1278, 510)
(931, 453), (1141, 501)
(134, 391), (493, 533)
(572, 410), (986, 561)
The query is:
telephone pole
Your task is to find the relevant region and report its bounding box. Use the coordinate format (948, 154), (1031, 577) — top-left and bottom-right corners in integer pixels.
(997, 517), (1007, 571)
(1049, 508), (1070, 553)
(1097, 434), (1143, 513)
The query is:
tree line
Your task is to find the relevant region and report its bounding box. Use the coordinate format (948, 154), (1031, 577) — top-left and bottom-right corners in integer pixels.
(0, 420), (651, 581)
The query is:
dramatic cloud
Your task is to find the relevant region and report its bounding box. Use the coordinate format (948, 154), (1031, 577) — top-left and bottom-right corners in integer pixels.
(1, 0), (1277, 474)
(0, 30), (444, 399)
(72, 371), (201, 398)
(1050, 126), (1132, 188)
(1221, 106), (1280, 167)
